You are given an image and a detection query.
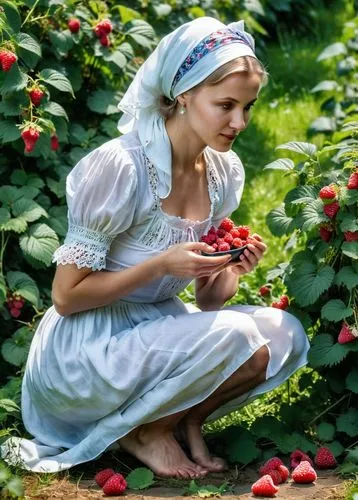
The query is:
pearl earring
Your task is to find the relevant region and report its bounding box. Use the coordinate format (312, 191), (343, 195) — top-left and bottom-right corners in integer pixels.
(179, 106), (186, 115)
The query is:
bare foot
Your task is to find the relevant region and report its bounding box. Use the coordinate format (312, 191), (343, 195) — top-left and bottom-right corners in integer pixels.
(119, 426), (208, 479)
(178, 419), (228, 472)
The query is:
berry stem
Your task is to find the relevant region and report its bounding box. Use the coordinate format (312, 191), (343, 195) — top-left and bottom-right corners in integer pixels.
(307, 393), (349, 427)
(21, 0), (41, 27)
(0, 231), (10, 275)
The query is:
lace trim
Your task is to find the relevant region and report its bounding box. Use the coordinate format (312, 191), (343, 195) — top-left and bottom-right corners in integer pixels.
(155, 276), (193, 302)
(52, 223), (114, 271)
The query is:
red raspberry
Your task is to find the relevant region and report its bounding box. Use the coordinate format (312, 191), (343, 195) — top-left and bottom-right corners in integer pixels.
(319, 185), (336, 199)
(292, 461), (317, 483)
(217, 228), (227, 238)
(29, 88), (45, 107)
(344, 231), (358, 241)
(212, 243), (218, 250)
(219, 217), (234, 232)
(323, 201), (340, 219)
(319, 226), (333, 242)
(21, 127), (40, 153)
(314, 447), (337, 469)
(251, 475), (278, 497)
(100, 35), (110, 47)
(259, 456), (284, 476)
(216, 238), (225, 246)
(68, 18), (81, 33)
(259, 286), (270, 296)
(272, 295), (289, 310)
(218, 242), (230, 252)
(230, 228), (241, 238)
(0, 49), (17, 72)
(10, 307), (21, 318)
(94, 19), (113, 37)
(206, 233), (217, 244)
(238, 225), (250, 239)
(208, 226), (217, 235)
(223, 232), (233, 244)
(347, 171), (358, 189)
(94, 468), (115, 487)
(102, 473), (127, 496)
(267, 469), (282, 485)
(200, 235), (210, 244)
(277, 464), (289, 482)
(12, 299), (24, 310)
(290, 449), (313, 469)
(51, 135), (59, 151)
(232, 237), (243, 248)
(338, 322), (357, 344)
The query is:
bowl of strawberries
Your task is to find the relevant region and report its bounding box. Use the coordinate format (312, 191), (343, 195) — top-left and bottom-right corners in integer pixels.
(200, 217), (253, 262)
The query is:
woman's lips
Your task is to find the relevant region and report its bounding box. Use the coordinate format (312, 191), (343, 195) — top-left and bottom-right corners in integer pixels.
(221, 134), (236, 140)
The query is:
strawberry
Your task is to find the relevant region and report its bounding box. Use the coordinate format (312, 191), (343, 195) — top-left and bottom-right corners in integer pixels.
(238, 225), (250, 239)
(267, 469), (282, 485)
(291, 461), (317, 484)
(314, 447), (337, 469)
(21, 127), (40, 153)
(277, 464), (289, 482)
(51, 134), (59, 151)
(338, 322), (357, 344)
(219, 217), (235, 232)
(68, 18), (81, 33)
(259, 456), (284, 476)
(323, 201), (340, 219)
(319, 226), (333, 242)
(259, 286), (270, 296)
(0, 49), (17, 72)
(290, 449), (313, 469)
(251, 475), (279, 497)
(344, 231), (358, 242)
(272, 295), (289, 310)
(319, 185), (336, 200)
(347, 171), (358, 190)
(28, 87), (45, 107)
(94, 468), (115, 487)
(102, 473), (127, 496)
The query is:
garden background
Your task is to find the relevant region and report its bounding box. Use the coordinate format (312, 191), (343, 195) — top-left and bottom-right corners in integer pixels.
(0, 0), (357, 498)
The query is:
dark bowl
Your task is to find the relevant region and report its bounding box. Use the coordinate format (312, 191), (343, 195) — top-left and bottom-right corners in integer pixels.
(201, 244), (249, 262)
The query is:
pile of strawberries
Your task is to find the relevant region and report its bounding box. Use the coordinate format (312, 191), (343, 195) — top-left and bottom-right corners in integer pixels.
(200, 217), (252, 252)
(95, 468), (127, 496)
(251, 447), (337, 497)
(6, 293), (25, 319)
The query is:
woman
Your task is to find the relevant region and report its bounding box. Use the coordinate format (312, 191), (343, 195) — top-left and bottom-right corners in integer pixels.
(1, 16), (309, 478)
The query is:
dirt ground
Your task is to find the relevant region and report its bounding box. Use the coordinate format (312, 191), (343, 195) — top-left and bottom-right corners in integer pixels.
(22, 451), (348, 500)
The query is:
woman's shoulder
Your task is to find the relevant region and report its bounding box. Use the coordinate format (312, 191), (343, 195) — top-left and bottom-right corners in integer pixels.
(205, 147), (245, 184)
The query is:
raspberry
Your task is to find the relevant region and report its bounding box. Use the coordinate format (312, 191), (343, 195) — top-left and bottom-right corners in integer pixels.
(218, 242), (230, 252)
(344, 231), (358, 241)
(100, 35), (110, 47)
(267, 469), (282, 485)
(68, 18), (81, 33)
(219, 217), (234, 232)
(251, 475), (279, 497)
(347, 171), (358, 189)
(291, 461), (317, 484)
(0, 49), (17, 72)
(338, 322), (357, 344)
(94, 468), (115, 487)
(259, 286), (270, 296)
(314, 447), (337, 469)
(200, 235), (210, 244)
(290, 449), (313, 469)
(319, 185), (336, 200)
(212, 243), (218, 250)
(94, 19), (113, 38)
(259, 456), (284, 476)
(238, 225), (250, 239)
(319, 226), (333, 242)
(10, 307), (21, 318)
(51, 135), (59, 151)
(21, 127), (40, 153)
(232, 237), (243, 248)
(102, 473), (127, 496)
(12, 299), (24, 310)
(217, 228), (227, 238)
(223, 233), (233, 244)
(29, 88), (45, 107)
(230, 228), (241, 238)
(272, 295), (289, 310)
(323, 201), (340, 219)
(277, 464), (289, 482)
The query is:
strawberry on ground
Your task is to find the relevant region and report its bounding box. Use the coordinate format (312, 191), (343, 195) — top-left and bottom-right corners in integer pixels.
(290, 449), (313, 469)
(347, 171), (358, 189)
(102, 473), (127, 496)
(314, 447), (337, 469)
(319, 185), (336, 200)
(338, 322), (358, 344)
(267, 469), (282, 485)
(251, 475), (279, 497)
(259, 456), (283, 476)
(323, 201), (340, 219)
(68, 18), (81, 33)
(0, 49), (17, 72)
(277, 464), (289, 482)
(94, 468), (115, 487)
(291, 461), (317, 484)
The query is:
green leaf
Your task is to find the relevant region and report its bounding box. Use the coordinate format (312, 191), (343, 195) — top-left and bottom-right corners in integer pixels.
(300, 199), (328, 230)
(126, 468), (155, 490)
(19, 223), (59, 266)
(226, 433), (260, 464)
(309, 116), (336, 134)
(2, 217), (27, 233)
(317, 42), (347, 61)
(339, 212), (358, 232)
(346, 368), (358, 394)
(263, 158), (294, 171)
(12, 198), (48, 223)
(0, 92), (28, 116)
(316, 422), (335, 441)
(87, 89), (121, 115)
(321, 299), (354, 322)
(0, 208), (11, 227)
(117, 5), (142, 23)
(311, 80), (340, 93)
(6, 271), (40, 306)
(39, 69), (74, 97)
(0, 399), (20, 413)
(104, 50), (127, 69)
(43, 101), (69, 121)
(15, 32), (41, 57)
(308, 334), (350, 368)
(284, 185), (319, 205)
(0, 120), (21, 143)
(10, 169), (27, 186)
(49, 30), (74, 56)
(336, 409), (358, 437)
(266, 204), (295, 236)
(0, 64), (28, 94)
(275, 432), (315, 454)
(153, 3), (172, 17)
(346, 447), (358, 464)
(276, 141), (317, 157)
(2, 1), (21, 32)
(243, 0), (265, 16)
(341, 241), (358, 259)
(327, 441), (344, 457)
(289, 265), (335, 307)
(125, 20), (156, 49)
(1, 327), (33, 367)
(334, 266), (358, 290)
(3, 477), (24, 498)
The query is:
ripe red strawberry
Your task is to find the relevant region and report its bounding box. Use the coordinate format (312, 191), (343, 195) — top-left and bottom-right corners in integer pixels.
(0, 49), (17, 72)
(338, 322), (357, 344)
(319, 185), (336, 200)
(319, 226), (333, 242)
(323, 201), (340, 219)
(68, 18), (81, 33)
(259, 456), (284, 476)
(290, 449), (313, 469)
(100, 35), (110, 47)
(94, 468), (115, 487)
(292, 461), (317, 483)
(238, 225), (250, 239)
(51, 135), (59, 151)
(29, 87), (45, 107)
(267, 469), (282, 485)
(272, 295), (289, 310)
(251, 475), (279, 497)
(347, 171), (358, 189)
(344, 231), (358, 241)
(21, 127), (40, 153)
(219, 217), (234, 232)
(102, 473), (127, 496)
(259, 286), (270, 296)
(314, 447), (337, 469)
(277, 464), (289, 482)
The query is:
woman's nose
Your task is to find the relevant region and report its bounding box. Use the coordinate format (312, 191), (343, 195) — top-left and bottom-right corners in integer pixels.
(230, 111), (247, 132)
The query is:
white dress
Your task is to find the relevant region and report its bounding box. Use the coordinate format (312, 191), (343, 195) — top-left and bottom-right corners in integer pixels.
(1, 131), (309, 472)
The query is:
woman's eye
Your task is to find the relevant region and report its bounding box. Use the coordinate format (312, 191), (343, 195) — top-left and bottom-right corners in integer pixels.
(221, 103), (232, 110)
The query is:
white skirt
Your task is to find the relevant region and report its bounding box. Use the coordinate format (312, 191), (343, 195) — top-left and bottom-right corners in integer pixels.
(1, 297), (309, 472)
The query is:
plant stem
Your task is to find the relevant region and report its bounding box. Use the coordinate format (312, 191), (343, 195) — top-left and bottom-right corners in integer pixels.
(307, 393), (349, 426)
(22, 0), (41, 27)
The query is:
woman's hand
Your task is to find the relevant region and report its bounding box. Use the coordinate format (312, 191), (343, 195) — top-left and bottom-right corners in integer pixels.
(226, 234), (267, 276)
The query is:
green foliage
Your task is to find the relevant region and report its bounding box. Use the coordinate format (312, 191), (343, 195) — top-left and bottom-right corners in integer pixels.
(125, 467), (155, 490)
(184, 480), (230, 498)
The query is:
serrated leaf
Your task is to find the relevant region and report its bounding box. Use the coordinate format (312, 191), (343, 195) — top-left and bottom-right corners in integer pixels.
(0, 186), (22, 204)
(125, 20), (156, 49)
(289, 265), (335, 307)
(311, 80), (339, 93)
(126, 467), (154, 490)
(0, 399), (20, 413)
(334, 266), (358, 290)
(87, 89), (121, 115)
(300, 199), (328, 230)
(2, 1), (21, 32)
(1, 327), (33, 367)
(327, 441), (344, 457)
(0, 92), (27, 116)
(308, 334), (350, 368)
(263, 158), (294, 171)
(346, 368), (358, 393)
(321, 299), (354, 322)
(266, 204), (295, 236)
(6, 271), (40, 306)
(49, 30), (74, 57)
(39, 69), (74, 97)
(2, 217), (27, 233)
(316, 422), (335, 441)
(341, 241), (358, 259)
(336, 409), (358, 437)
(0, 64), (28, 94)
(317, 42), (347, 61)
(284, 185), (319, 205)
(0, 208), (11, 227)
(226, 435), (260, 464)
(346, 448), (358, 464)
(276, 141), (317, 157)
(43, 101), (68, 121)
(117, 5), (142, 23)
(12, 198), (48, 223)
(0, 120), (21, 143)
(10, 169), (27, 186)
(15, 32), (41, 57)
(309, 116), (336, 134)
(19, 223), (59, 266)
(339, 212), (358, 232)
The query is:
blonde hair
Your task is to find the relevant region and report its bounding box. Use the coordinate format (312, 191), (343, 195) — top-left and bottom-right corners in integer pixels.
(159, 56), (268, 119)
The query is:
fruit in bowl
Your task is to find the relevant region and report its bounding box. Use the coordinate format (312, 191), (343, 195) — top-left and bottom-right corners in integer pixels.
(200, 218), (253, 262)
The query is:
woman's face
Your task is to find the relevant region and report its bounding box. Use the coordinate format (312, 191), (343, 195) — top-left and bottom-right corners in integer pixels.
(182, 72), (262, 151)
